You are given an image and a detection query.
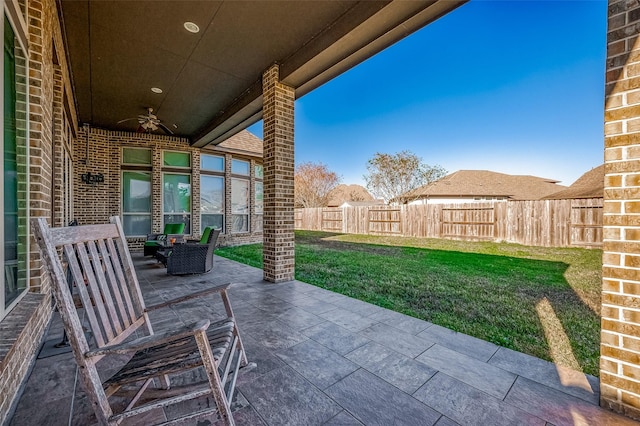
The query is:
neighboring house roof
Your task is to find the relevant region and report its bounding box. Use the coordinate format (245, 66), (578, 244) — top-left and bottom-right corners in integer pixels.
(327, 184), (374, 207)
(400, 170), (567, 202)
(212, 130), (263, 156)
(543, 165), (604, 199)
(339, 200), (385, 207)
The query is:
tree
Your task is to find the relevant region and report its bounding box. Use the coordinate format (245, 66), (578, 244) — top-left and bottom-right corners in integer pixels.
(295, 162), (341, 207)
(364, 151), (446, 203)
(347, 189), (367, 202)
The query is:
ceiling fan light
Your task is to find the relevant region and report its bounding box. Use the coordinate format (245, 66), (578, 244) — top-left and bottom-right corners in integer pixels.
(184, 22), (200, 33)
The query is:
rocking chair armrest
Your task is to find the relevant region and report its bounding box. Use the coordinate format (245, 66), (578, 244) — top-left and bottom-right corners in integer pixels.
(144, 283), (232, 312)
(84, 320), (210, 357)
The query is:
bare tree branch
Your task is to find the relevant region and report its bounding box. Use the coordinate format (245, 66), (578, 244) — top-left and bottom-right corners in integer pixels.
(364, 151), (446, 203)
(295, 162), (341, 207)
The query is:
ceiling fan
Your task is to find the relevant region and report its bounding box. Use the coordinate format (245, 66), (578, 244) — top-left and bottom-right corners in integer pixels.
(117, 107), (174, 135)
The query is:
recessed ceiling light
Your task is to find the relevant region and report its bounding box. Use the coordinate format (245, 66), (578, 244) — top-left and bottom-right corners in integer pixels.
(184, 22), (200, 33)
(151, 87), (163, 94)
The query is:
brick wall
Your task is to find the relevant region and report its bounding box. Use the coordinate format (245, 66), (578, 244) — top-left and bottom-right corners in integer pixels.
(601, 0), (640, 419)
(262, 64), (295, 282)
(0, 294), (48, 422)
(52, 67), (64, 227)
(28, 0), (55, 294)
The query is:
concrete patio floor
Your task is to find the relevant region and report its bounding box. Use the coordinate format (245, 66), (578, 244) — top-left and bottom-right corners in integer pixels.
(8, 253), (638, 425)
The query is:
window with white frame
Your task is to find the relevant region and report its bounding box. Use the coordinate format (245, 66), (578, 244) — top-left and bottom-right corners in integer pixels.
(230, 159), (250, 233)
(255, 181), (263, 215)
(201, 175), (224, 232)
(123, 146), (152, 166)
(2, 8), (29, 318)
(254, 164), (263, 232)
(163, 173), (191, 234)
(231, 178), (249, 233)
(121, 148), (152, 236)
(254, 163), (263, 179)
(163, 151), (191, 233)
(164, 150), (191, 168)
(201, 154), (224, 173)
(200, 153), (225, 231)
(122, 171), (152, 236)
(232, 158), (249, 176)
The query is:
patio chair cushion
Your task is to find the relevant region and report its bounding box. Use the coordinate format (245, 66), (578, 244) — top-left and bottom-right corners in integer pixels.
(199, 226), (214, 244)
(144, 222), (185, 256)
(165, 222), (186, 235)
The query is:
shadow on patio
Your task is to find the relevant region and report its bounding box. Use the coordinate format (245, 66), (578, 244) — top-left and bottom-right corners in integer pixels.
(9, 254), (637, 425)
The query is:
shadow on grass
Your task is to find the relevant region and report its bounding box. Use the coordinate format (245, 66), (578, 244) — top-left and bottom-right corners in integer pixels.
(218, 231), (601, 376)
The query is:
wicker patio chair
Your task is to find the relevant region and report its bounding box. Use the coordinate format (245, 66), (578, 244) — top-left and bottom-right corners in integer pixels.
(163, 227), (221, 275)
(143, 222), (185, 256)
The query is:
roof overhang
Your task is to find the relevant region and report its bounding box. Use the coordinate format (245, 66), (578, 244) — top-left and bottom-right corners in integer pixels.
(59, 0), (466, 147)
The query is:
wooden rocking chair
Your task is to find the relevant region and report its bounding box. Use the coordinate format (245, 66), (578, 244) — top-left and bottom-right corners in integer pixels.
(31, 216), (252, 425)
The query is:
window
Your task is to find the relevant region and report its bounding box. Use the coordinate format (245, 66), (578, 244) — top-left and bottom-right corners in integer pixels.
(163, 151), (190, 168)
(231, 178), (249, 233)
(2, 10), (29, 318)
(254, 163), (263, 232)
(122, 172), (152, 236)
(201, 154), (225, 232)
(255, 182), (263, 215)
(123, 147), (151, 165)
(231, 159), (249, 176)
(201, 154), (224, 172)
(254, 181), (263, 232)
(201, 175), (224, 231)
(121, 148), (151, 236)
(163, 173), (191, 234)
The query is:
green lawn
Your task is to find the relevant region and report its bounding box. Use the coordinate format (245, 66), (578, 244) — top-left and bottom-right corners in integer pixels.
(216, 231), (602, 376)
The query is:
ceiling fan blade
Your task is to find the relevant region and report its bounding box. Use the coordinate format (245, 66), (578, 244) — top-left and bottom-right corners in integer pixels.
(158, 122), (174, 135)
(117, 117), (138, 124)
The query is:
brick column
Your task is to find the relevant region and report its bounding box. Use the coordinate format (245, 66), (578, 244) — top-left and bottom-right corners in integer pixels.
(262, 64), (295, 282)
(601, 0), (640, 419)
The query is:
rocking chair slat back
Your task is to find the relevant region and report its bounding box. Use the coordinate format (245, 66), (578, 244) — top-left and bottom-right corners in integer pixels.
(56, 226), (148, 348)
(98, 238), (137, 327)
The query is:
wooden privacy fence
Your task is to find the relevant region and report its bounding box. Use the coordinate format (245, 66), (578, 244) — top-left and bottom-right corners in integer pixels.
(294, 198), (603, 248)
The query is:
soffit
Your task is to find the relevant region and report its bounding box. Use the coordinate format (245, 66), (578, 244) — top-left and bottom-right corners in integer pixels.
(60, 0), (466, 146)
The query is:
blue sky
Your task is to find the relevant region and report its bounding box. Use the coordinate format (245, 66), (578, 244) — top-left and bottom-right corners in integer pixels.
(248, 0), (607, 187)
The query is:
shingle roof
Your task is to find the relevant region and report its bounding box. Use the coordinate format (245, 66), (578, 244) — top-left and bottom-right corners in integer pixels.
(543, 165), (604, 199)
(340, 200), (385, 207)
(215, 130), (263, 156)
(327, 184), (374, 207)
(401, 170), (567, 201)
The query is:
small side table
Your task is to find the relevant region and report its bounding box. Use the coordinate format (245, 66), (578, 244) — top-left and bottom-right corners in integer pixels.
(155, 235), (185, 266)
